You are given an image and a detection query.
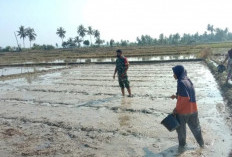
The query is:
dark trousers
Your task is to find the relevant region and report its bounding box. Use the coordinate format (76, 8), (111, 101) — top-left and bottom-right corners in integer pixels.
(176, 112), (204, 147)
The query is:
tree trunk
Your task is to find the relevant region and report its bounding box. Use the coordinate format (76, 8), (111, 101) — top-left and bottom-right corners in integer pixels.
(23, 38), (25, 48)
(90, 35), (92, 46)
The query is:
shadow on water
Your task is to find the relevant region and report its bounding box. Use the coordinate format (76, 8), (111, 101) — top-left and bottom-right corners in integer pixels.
(143, 145), (198, 157)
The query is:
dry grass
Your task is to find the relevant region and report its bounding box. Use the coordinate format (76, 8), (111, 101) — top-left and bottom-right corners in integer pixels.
(0, 42), (232, 65)
(0, 45), (201, 65)
(198, 47), (212, 59)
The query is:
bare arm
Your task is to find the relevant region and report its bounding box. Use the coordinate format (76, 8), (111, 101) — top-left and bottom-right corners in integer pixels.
(113, 67), (117, 79)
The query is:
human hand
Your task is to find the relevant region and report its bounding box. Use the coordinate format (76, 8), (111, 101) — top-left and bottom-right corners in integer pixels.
(171, 95), (177, 99)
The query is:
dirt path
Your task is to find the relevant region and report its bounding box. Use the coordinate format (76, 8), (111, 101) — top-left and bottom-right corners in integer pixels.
(0, 62), (231, 156)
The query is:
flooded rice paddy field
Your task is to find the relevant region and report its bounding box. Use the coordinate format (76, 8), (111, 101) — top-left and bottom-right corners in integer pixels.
(0, 62), (232, 157)
(43, 54), (197, 64)
(0, 66), (66, 76)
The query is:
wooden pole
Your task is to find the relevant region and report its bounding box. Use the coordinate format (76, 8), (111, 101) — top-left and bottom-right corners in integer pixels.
(14, 32), (20, 51)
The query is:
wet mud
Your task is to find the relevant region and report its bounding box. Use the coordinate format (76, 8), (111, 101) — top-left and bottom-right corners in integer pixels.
(0, 62), (231, 157)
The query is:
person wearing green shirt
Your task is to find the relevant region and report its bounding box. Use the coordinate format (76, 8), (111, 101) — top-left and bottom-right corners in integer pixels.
(113, 49), (132, 97)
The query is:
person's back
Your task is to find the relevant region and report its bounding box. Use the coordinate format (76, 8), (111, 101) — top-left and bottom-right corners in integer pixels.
(171, 65), (204, 148)
(173, 66), (197, 115)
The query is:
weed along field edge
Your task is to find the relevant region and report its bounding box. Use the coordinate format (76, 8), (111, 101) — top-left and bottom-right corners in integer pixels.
(0, 44), (232, 157)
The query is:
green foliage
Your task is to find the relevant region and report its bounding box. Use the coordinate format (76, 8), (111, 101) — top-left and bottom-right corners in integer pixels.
(26, 27), (37, 48)
(32, 44), (55, 50)
(77, 25), (86, 38)
(83, 40), (90, 46)
(135, 24), (232, 46)
(2, 46), (11, 52)
(95, 38), (104, 46)
(0, 46), (20, 52)
(94, 30), (100, 39)
(56, 27), (66, 44)
(87, 26), (93, 45)
(17, 26), (27, 48)
(74, 36), (83, 48)
(136, 35), (154, 46)
(120, 40), (129, 47)
(110, 39), (114, 47)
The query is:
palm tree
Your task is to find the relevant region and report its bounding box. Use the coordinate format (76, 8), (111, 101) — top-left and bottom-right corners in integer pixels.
(207, 24), (214, 34)
(56, 27), (66, 45)
(87, 26), (93, 45)
(17, 26), (27, 48)
(94, 29), (100, 39)
(110, 39), (114, 47)
(74, 36), (83, 47)
(26, 28), (37, 48)
(95, 37), (104, 46)
(173, 33), (180, 45)
(77, 25), (86, 39)
(67, 38), (76, 47)
(159, 33), (164, 45)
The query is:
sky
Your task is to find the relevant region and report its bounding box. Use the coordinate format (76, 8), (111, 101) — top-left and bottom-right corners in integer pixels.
(0, 0), (232, 48)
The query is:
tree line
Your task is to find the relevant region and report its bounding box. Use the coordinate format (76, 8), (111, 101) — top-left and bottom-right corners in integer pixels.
(56, 25), (103, 48)
(1, 24), (232, 52)
(136, 24), (232, 46)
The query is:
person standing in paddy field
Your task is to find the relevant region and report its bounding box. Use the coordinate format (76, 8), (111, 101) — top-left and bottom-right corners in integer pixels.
(222, 48), (232, 84)
(113, 49), (132, 97)
(171, 65), (204, 149)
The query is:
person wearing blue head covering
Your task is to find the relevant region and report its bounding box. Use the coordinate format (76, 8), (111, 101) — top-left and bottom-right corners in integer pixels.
(171, 65), (204, 148)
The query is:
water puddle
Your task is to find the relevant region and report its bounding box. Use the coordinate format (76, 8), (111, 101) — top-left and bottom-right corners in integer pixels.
(56, 54), (197, 63)
(0, 66), (66, 76)
(5, 54), (198, 65)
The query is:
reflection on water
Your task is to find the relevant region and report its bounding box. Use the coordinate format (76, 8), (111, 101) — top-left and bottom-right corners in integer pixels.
(24, 73), (39, 84)
(0, 66), (65, 76)
(1, 54), (197, 77)
(6, 54), (198, 66)
(118, 97), (132, 127)
(128, 54), (196, 61)
(51, 54), (197, 64)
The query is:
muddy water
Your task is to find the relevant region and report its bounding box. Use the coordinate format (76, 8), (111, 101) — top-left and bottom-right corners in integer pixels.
(75, 54), (197, 63)
(0, 66), (66, 76)
(0, 62), (231, 157)
(19, 54), (196, 64)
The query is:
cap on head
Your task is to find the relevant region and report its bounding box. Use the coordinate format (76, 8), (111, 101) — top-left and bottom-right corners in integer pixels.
(116, 49), (122, 53)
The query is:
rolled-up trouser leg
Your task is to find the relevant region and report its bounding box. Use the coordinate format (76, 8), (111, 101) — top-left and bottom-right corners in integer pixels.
(176, 115), (187, 147)
(187, 112), (204, 147)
